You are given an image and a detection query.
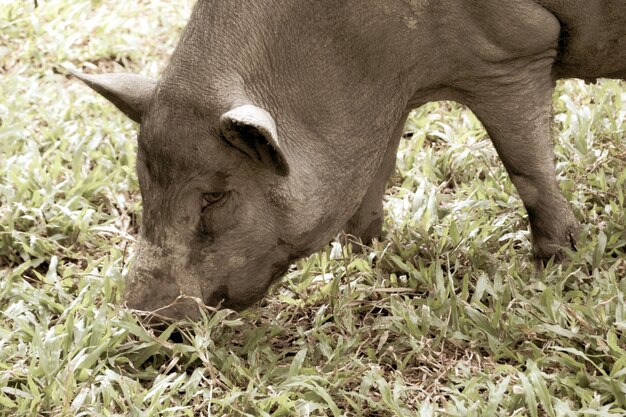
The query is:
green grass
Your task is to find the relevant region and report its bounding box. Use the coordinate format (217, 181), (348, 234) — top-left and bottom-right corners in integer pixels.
(1, 1), (625, 416)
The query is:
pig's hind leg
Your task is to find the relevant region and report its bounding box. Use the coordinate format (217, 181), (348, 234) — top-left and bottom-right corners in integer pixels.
(464, 59), (580, 264)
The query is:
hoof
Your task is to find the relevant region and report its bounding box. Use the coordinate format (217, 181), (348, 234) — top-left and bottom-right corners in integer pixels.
(531, 219), (581, 265)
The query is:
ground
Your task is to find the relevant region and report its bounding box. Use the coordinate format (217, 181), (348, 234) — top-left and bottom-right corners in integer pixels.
(1, 1), (625, 416)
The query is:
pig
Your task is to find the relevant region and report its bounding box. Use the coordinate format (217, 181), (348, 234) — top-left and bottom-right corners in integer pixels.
(73, 0), (626, 319)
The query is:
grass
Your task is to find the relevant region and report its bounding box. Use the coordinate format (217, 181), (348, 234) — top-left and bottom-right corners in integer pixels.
(1, 1), (625, 416)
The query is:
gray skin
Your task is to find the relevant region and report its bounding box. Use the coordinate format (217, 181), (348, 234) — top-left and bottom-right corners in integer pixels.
(73, 0), (626, 319)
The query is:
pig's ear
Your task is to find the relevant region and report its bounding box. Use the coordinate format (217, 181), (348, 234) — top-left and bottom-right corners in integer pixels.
(70, 70), (157, 123)
(220, 105), (289, 176)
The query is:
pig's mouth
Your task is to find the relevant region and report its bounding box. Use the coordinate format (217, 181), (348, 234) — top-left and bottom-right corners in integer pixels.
(220, 262), (292, 310)
(205, 284), (231, 309)
(271, 262), (292, 283)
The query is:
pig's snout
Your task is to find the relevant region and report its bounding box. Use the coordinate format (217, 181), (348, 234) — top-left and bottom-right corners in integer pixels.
(124, 267), (206, 320)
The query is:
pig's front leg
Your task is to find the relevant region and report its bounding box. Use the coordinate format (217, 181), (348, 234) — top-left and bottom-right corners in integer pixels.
(344, 115), (408, 245)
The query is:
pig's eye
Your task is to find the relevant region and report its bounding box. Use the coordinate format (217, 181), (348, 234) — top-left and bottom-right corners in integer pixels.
(202, 191), (227, 209)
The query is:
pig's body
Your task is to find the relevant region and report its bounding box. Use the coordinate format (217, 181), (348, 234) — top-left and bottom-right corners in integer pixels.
(74, 0), (626, 319)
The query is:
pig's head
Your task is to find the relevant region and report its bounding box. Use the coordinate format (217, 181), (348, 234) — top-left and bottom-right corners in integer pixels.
(73, 71), (345, 319)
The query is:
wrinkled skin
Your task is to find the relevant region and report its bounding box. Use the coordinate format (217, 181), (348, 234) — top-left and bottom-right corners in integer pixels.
(74, 0), (626, 319)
